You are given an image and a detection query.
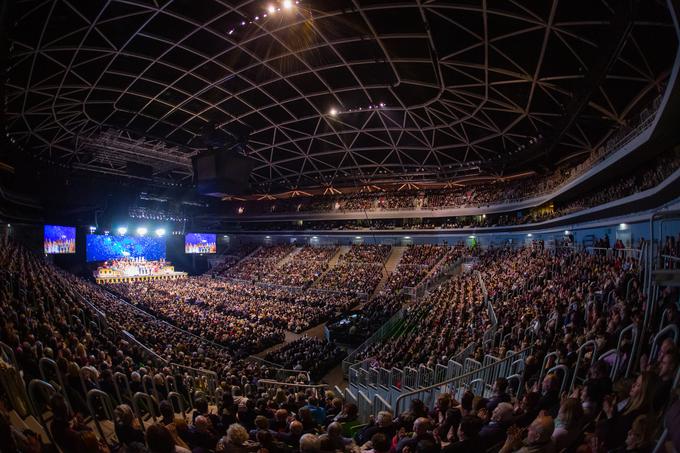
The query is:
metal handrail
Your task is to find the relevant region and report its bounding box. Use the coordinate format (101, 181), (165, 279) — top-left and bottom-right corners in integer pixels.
(86, 389), (115, 447)
(569, 340), (598, 393)
(538, 351), (560, 384)
(258, 379), (328, 399)
(546, 365), (570, 395)
(79, 365), (99, 401)
(122, 330), (169, 366)
(0, 341), (18, 368)
(38, 357), (70, 409)
(357, 390), (372, 423)
(27, 379), (58, 445)
(393, 346), (532, 415)
(114, 372), (133, 404)
(132, 391), (157, 429)
(168, 391), (187, 415)
(171, 363), (218, 404)
(343, 309), (405, 373)
(650, 324), (680, 362)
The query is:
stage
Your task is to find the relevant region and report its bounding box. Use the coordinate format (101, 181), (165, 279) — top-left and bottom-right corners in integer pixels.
(93, 257), (187, 284)
(95, 272), (187, 285)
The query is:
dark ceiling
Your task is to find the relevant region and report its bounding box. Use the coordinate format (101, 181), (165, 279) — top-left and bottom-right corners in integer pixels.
(4, 0), (677, 192)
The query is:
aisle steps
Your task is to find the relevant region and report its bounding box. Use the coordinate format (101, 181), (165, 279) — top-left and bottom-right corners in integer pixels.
(371, 246), (406, 296)
(276, 247), (302, 267)
(312, 246), (349, 287)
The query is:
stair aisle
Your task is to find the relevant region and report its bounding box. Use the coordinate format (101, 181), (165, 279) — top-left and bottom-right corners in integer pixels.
(312, 246), (349, 287)
(371, 246), (406, 296)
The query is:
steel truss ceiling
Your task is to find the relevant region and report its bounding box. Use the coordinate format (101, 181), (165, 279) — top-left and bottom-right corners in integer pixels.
(5, 0), (677, 191)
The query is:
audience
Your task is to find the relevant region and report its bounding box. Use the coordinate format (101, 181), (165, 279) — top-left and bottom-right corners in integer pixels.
(0, 231), (678, 453)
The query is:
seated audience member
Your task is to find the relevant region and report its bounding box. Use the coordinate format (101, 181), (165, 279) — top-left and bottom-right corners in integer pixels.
(441, 416), (484, 453)
(396, 400), (428, 432)
(598, 371), (660, 451)
(537, 374), (560, 417)
(276, 420), (304, 449)
(430, 396), (450, 422)
(257, 429), (290, 453)
(319, 422), (353, 451)
(654, 349), (678, 411)
(395, 418), (440, 453)
(304, 397), (327, 428)
(299, 433), (321, 453)
(114, 404), (145, 447)
(146, 423), (191, 453)
(217, 423), (252, 453)
(49, 394), (91, 452)
(271, 409), (290, 433)
(510, 392), (541, 428)
(487, 378), (512, 412)
(159, 400), (191, 449)
(439, 405), (462, 444)
(193, 397), (222, 433)
(250, 415), (276, 440)
(364, 432), (390, 453)
(190, 415), (220, 451)
(499, 415), (555, 453)
(479, 402), (514, 448)
(355, 411), (396, 446)
(623, 414), (655, 452)
(551, 398), (584, 452)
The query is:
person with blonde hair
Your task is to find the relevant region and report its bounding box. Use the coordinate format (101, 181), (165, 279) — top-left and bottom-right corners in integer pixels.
(552, 398), (584, 451)
(114, 404), (144, 447)
(217, 423), (252, 453)
(598, 371), (660, 451)
(624, 415), (655, 452)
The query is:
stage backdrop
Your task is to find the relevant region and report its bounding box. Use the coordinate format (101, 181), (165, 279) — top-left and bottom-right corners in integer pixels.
(185, 233), (217, 254)
(44, 225), (76, 254)
(86, 234), (166, 262)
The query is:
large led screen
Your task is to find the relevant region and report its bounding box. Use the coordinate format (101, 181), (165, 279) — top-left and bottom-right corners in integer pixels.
(185, 233), (217, 254)
(44, 225), (76, 254)
(86, 234), (166, 262)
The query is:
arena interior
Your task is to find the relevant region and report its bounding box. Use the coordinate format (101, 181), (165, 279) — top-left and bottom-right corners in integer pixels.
(2, 0), (680, 452)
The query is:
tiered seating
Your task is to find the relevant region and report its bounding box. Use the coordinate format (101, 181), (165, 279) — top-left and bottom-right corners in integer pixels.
(382, 244), (464, 293)
(316, 245), (392, 295)
(209, 243), (258, 274)
(221, 244), (296, 281)
(360, 272), (485, 369)
(260, 246), (339, 287)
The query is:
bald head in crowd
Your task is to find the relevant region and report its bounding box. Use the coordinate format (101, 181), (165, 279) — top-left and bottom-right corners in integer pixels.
(527, 415), (554, 446)
(300, 433), (320, 453)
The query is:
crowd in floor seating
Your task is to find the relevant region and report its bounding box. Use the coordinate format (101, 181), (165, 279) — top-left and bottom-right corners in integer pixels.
(109, 277), (358, 335)
(265, 336), (345, 381)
